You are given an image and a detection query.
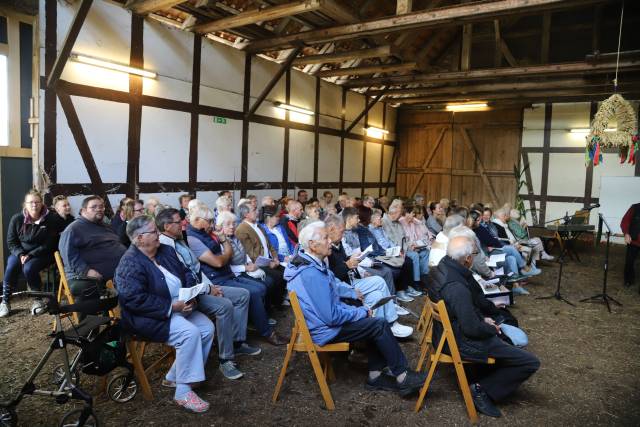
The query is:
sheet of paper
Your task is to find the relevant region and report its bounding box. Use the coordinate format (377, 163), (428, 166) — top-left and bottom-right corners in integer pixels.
(493, 267), (505, 276)
(255, 256), (272, 267)
(489, 253), (506, 265)
(357, 245), (374, 260)
(484, 277), (500, 285)
(178, 283), (208, 302)
(385, 246), (401, 257)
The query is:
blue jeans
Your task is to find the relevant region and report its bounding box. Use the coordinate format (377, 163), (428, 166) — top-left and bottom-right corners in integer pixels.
(220, 276), (272, 337)
(2, 254), (53, 303)
(330, 317), (408, 376)
(500, 324), (528, 347)
(354, 276), (397, 323)
(406, 250), (429, 281)
(497, 246), (525, 269)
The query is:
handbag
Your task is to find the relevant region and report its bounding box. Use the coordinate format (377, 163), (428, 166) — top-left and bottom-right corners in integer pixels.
(374, 255), (405, 268)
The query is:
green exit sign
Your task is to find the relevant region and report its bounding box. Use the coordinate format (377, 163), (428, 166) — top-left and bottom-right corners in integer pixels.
(213, 116), (227, 124)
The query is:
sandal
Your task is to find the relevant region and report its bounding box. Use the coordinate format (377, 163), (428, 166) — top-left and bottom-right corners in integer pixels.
(175, 391), (209, 413)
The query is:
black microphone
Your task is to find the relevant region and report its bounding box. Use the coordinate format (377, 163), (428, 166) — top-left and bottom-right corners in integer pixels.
(584, 204), (600, 211)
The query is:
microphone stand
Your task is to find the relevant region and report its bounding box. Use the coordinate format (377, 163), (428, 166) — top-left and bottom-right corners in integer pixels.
(580, 213), (622, 313)
(536, 241), (575, 306)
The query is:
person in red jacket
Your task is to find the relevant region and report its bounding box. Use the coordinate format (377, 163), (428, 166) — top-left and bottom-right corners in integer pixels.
(621, 203), (640, 289)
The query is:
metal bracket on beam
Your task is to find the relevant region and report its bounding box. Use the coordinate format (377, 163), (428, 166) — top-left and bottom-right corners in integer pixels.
(245, 45), (303, 120)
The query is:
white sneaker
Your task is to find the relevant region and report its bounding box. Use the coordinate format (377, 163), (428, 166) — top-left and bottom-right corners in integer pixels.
(396, 291), (414, 302)
(395, 304), (410, 316)
(0, 302), (9, 318)
(407, 286), (422, 297)
(541, 252), (555, 261)
(390, 321), (413, 338)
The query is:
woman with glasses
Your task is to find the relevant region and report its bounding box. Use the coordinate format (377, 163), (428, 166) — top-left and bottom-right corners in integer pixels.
(1, 190), (60, 317)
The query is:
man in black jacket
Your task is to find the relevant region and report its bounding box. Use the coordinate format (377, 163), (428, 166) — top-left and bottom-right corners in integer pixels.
(429, 236), (540, 418)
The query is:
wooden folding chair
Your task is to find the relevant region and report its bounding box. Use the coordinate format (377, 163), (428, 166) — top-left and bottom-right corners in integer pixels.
(414, 298), (495, 424)
(272, 291), (349, 410)
(53, 251), (79, 328)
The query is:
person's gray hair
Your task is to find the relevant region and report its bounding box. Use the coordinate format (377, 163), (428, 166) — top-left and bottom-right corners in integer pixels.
(443, 214), (465, 235)
(446, 235), (475, 262)
(323, 213), (344, 229)
(495, 207), (508, 219)
(216, 210), (236, 227)
(189, 205), (213, 223)
(371, 208), (383, 219)
(215, 195), (232, 211)
(388, 204), (401, 214)
(188, 198), (205, 212)
(448, 225), (476, 240)
(127, 215), (155, 241)
(299, 221), (326, 251)
(236, 202), (253, 220)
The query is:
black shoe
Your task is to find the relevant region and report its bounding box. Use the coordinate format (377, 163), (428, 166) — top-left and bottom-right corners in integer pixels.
(624, 281), (633, 288)
(469, 383), (502, 418)
(397, 370), (427, 397)
(365, 374), (399, 392)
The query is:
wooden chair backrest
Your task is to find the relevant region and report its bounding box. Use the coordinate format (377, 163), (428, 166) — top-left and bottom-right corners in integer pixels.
(573, 209), (590, 224)
(288, 291), (313, 346)
(429, 298), (465, 359)
(54, 251), (73, 303)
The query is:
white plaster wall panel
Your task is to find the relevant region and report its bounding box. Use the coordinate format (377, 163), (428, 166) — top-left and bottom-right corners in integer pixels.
(522, 152), (542, 195)
(250, 58), (285, 102)
(58, 1), (131, 92)
(106, 194), (127, 216)
(199, 86), (243, 112)
(248, 123), (284, 182)
(143, 20), (193, 84)
(318, 134), (340, 182)
(550, 103), (590, 147)
(367, 102), (384, 129)
(318, 115), (342, 130)
(143, 76), (192, 103)
(197, 116), (242, 182)
(319, 80), (342, 120)
(522, 105), (545, 147)
(200, 38), (244, 95)
(343, 139), (363, 182)
(248, 189), (279, 204)
(344, 188), (362, 198)
(140, 192), (185, 209)
(290, 70), (316, 113)
(71, 96), (129, 183)
(547, 153), (585, 197)
(56, 98), (90, 183)
(195, 191), (217, 210)
(288, 130), (315, 182)
(67, 196), (87, 218)
(139, 107), (190, 182)
(382, 146), (395, 183)
(365, 143), (382, 182)
(345, 91), (364, 123)
(545, 202), (583, 226)
(386, 106), (397, 136)
(591, 155), (636, 198)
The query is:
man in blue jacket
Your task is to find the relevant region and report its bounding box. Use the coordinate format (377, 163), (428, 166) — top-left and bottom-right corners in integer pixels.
(284, 221), (425, 396)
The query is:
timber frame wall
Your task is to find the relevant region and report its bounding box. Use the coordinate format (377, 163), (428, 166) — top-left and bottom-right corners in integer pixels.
(40, 0), (396, 212)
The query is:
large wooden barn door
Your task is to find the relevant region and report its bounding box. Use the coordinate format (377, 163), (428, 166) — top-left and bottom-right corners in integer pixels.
(396, 109), (522, 207)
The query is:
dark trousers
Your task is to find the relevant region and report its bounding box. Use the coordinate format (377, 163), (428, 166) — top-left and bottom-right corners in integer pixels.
(472, 336), (540, 402)
(2, 254), (53, 303)
(330, 317), (408, 376)
(624, 244), (639, 286)
(221, 275), (272, 337)
(67, 278), (106, 321)
(264, 265), (286, 306)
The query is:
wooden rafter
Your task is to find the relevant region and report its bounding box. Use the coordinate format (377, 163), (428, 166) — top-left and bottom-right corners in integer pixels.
(316, 62), (416, 78)
(342, 59), (640, 88)
(396, 0), (413, 15)
(246, 0), (605, 52)
(460, 24), (472, 71)
(408, 127), (447, 196)
(292, 45), (392, 65)
(190, 0), (323, 34)
(46, 0), (93, 89)
(126, 0), (185, 15)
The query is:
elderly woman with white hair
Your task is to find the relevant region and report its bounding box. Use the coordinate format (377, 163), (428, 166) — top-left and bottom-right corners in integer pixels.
(115, 215), (215, 413)
(505, 209), (554, 261)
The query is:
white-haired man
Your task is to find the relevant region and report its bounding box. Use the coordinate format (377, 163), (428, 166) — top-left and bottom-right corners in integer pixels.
(284, 221), (425, 396)
(429, 235), (540, 418)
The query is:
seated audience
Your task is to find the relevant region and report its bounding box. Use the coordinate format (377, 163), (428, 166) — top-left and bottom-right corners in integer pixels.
(285, 222), (425, 395)
(117, 199), (145, 247)
(335, 193), (349, 213)
(399, 205), (434, 275)
(319, 191), (334, 212)
(426, 201), (445, 235)
(115, 216), (214, 413)
(186, 205), (286, 346)
(428, 236), (539, 418)
(377, 195), (389, 214)
(59, 195), (127, 306)
(504, 209), (554, 262)
(297, 189), (308, 207)
(259, 205), (295, 263)
(439, 198), (451, 215)
(214, 195), (233, 224)
(1, 190), (60, 318)
(414, 194), (429, 222)
(429, 214), (466, 267)
(297, 204), (321, 232)
(110, 197), (133, 233)
(51, 195), (75, 231)
(156, 208), (259, 380)
(145, 197), (161, 216)
(280, 200), (303, 246)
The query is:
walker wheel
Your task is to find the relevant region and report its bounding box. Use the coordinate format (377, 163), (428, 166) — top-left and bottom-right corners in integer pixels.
(107, 374), (137, 403)
(0, 406), (17, 427)
(59, 408), (99, 427)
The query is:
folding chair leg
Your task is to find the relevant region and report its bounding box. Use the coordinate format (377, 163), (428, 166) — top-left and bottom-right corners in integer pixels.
(127, 341), (153, 401)
(272, 328), (298, 403)
(452, 358), (479, 424)
(416, 341), (431, 372)
(414, 339), (446, 412)
(320, 353), (335, 383)
(307, 349), (336, 410)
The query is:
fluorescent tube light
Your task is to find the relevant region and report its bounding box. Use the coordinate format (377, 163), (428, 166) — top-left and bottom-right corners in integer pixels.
(445, 102), (488, 112)
(70, 53), (157, 79)
(273, 102), (314, 116)
(365, 127), (389, 139)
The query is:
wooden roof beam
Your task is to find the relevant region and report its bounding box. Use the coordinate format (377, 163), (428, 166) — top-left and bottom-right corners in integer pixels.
(190, 0), (324, 34)
(125, 0), (185, 15)
(246, 0), (605, 52)
(343, 59), (640, 88)
(292, 45), (393, 65)
(316, 62), (416, 78)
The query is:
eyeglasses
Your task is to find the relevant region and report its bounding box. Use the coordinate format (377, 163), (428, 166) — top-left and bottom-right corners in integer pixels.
(87, 205), (105, 211)
(26, 201), (42, 205)
(134, 208), (145, 213)
(139, 229), (159, 236)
